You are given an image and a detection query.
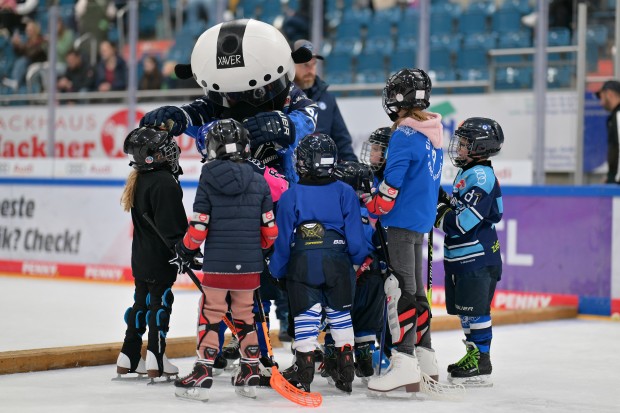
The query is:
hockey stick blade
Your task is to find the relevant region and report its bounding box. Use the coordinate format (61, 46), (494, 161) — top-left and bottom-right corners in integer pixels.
(269, 366), (322, 407)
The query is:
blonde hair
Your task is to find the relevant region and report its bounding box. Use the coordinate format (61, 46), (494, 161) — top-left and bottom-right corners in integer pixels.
(391, 108), (432, 131)
(120, 170), (138, 212)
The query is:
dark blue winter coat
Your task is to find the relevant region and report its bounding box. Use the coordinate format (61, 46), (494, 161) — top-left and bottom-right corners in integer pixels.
(302, 76), (358, 162)
(193, 160), (273, 275)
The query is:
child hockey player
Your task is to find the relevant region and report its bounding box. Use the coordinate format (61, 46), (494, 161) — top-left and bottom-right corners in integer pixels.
(139, 19), (318, 183)
(435, 117), (504, 387)
(117, 126), (188, 380)
(171, 119), (278, 401)
(360, 126), (392, 183)
(362, 68), (443, 394)
(332, 161), (385, 383)
(269, 134), (370, 393)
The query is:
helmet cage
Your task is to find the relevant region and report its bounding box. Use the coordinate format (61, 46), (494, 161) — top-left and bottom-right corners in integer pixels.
(360, 127), (391, 171)
(448, 119), (503, 167)
(333, 161), (374, 193)
(124, 127), (180, 173)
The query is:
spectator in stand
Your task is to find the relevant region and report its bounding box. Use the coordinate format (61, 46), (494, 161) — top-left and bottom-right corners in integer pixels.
(292, 39), (357, 161)
(161, 60), (201, 91)
(75, 0), (113, 51)
(95, 39), (127, 92)
(3, 19), (47, 92)
(139, 55), (163, 91)
(56, 18), (75, 65)
(596, 80), (620, 184)
(0, 0), (21, 35)
(57, 49), (95, 102)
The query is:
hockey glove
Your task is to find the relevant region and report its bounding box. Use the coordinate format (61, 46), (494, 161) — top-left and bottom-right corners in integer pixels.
(169, 240), (202, 274)
(438, 186), (451, 205)
(434, 202), (452, 229)
(140, 105), (189, 136)
(364, 180), (399, 215)
(243, 111), (296, 148)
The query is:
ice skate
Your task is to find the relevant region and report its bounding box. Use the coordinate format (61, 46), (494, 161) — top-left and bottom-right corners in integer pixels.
(447, 339), (476, 373)
(282, 351), (315, 392)
(222, 335), (241, 360)
(367, 350), (421, 396)
(319, 344), (336, 385)
(212, 352), (227, 376)
(448, 342), (493, 388)
(416, 346), (439, 381)
(113, 352), (147, 380)
(334, 344), (355, 393)
(174, 360), (213, 402)
(145, 350), (179, 383)
(232, 358), (261, 399)
(354, 342), (375, 384)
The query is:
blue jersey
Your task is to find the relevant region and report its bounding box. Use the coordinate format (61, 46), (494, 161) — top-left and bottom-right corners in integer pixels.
(269, 179), (370, 278)
(380, 124), (443, 233)
(183, 84), (317, 183)
(442, 161), (503, 274)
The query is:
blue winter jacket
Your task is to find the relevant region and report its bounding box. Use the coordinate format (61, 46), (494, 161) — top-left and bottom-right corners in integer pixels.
(193, 160), (273, 274)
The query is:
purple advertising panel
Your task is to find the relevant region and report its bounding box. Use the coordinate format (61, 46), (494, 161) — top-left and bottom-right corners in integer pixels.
(429, 195), (612, 297)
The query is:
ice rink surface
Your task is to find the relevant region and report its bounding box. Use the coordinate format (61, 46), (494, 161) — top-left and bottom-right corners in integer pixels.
(2, 276), (620, 413)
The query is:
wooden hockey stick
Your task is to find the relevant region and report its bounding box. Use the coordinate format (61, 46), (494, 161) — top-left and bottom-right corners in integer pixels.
(254, 289), (322, 407)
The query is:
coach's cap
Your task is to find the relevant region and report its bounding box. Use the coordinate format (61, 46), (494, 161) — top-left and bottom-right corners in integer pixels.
(293, 39), (324, 60)
(596, 80), (620, 98)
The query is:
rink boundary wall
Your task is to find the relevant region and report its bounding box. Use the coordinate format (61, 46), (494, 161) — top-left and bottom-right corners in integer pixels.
(0, 307), (578, 375)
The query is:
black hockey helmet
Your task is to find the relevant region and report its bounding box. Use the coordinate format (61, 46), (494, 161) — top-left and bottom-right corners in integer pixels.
(204, 118), (251, 162)
(360, 126), (392, 172)
(333, 161), (374, 193)
(123, 126), (180, 173)
(449, 117), (504, 167)
(382, 68), (432, 121)
(295, 133), (338, 178)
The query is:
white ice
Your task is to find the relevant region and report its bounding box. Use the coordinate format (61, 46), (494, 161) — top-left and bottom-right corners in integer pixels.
(1, 276), (619, 413)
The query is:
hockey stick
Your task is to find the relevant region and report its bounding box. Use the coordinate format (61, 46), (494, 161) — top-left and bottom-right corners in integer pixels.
(142, 213), (203, 293)
(254, 288), (323, 407)
(427, 229), (433, 310)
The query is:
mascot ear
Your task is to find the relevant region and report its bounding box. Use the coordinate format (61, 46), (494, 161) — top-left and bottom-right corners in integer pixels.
(175, 63), (193, 80)
(292, 47), (312, 64)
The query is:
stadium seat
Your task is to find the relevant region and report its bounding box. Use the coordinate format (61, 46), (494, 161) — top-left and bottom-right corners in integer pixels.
(356, 69), (387, 85)
(455, 68), (489, 94)
(495, 31), (532, 63)
(324, 70), (354, 86)
(325, 53), (354, 75)
(366, 18), (393, 43)
(458, 9), (488, 35)
(364, 37), (394, 56)
(428, 68), (457, 94)
(389, 51), (417, 75)
(548, 27), (572, 46)
(396, 17), (419, 39)
(491, 8), (523, 33)
(457, 33), (497, 70)
(547, 65), (573, 89)
(341, 8), (372, 28)
(373, 7), (402, 24)
(430, 2), (459, 35)
(335, 20), (363, 43)
(331, 37), (362, 57)
(430, 44), (453, 71)
(357, 51), (387, 73)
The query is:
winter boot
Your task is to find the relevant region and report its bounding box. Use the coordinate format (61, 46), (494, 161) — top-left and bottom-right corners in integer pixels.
(354, 341), (375, 381)
(223, 336), (241, 360)
(320, 343), (337, 383)
(367, 350), (421, 393)
(335, 344), (355, 393)
(448, 342), (492, 387)
(415, 346), (439, 381)
(282, 351), (315, 392)
(116, 352), (146, 376)
(145, 350), (179, 380)
(174, 359), (213, 401)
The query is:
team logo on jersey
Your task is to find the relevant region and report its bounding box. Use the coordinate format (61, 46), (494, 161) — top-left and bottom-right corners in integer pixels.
(455, 179), (466, 190)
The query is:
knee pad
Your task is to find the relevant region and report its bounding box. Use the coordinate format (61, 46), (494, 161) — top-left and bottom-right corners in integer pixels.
(197, 296), (220, 348)
(124, 304), (147, 336)
(393, 291), (417, 345)
(234, 319), (256, 343)
(146, 288), (175, 339)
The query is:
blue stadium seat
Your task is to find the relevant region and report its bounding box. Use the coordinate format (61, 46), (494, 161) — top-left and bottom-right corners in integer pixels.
(325, 54), (354, 74)
(491, 8), (523, 33)
(587, 25), (609, 47)
(428, 68), (457, 94)
(331, 37), (362, 57)
(364, 37), (394, 56)
(335, 20), (363, 42)
(366, 18), (393, 42)
(240, 0), (263, 17)
(455, 68), (489, 93)
(547, 65), (573, 89)
(457, 33), (496, 70)
(430, 2), (459, 35)
(341, 8), (372, 28)
(396, 17), (419, 39)
(430, 34), (462, 53)
(389, 52), (416, 74)
(458, 9), (488, 35)
(324, 70), (354, 85)
(138, 2), (161, 37)
(495, 66), (532, 90)
(356, 69), (387, 85)
(374, 7), (402, 24)
(495, 31), (532, 63)
(430, 44), (453, 71)
(548, 27), (572, 46)
(357, 51), (386, 73)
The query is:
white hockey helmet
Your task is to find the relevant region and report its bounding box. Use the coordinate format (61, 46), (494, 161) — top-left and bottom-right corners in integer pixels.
(187, 19), (297, 107)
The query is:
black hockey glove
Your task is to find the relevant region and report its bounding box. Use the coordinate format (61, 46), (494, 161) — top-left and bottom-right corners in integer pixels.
(435, 202), (452, 229)
(140, 105), (188, 136)
(438, 186), (451, 205)
(168, 240), (202, 274)
(243, 111), (295, 149)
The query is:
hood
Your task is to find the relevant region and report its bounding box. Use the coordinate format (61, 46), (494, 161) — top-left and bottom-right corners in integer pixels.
(399, 112), (443, 148)
(203, 160), (254, 196)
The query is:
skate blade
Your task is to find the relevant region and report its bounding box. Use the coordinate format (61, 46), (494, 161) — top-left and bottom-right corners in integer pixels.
(448, 374), (493, 388)
(367, 388), (425, 400)
(224, 360), (239, 372)
(147, 373), (178, 385)
(212, 368), (224, 377)
(420, 373), (466, 400)
(235, 385), (257, 399)
(174, 387), (210, 402)
(111, 373), (147, 382)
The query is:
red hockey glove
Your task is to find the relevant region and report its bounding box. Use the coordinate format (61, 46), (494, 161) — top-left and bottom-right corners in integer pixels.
(364, 180), (399, 215)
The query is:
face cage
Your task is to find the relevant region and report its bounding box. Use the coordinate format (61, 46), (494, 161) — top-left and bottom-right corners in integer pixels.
(360, 140), (387, 172)
(207, 75), (289, 107)
(162, 140), (181, 173)
(448, 133), (473, 168)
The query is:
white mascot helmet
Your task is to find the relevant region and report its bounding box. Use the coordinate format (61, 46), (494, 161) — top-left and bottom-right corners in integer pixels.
(189, 19), (296, 107)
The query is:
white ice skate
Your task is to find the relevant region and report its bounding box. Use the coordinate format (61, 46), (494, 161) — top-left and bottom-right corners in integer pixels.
(146, 350), (179, 383)
(367, 350), (421, 397)
(415, 347), (466, 400)
(416, 346), (439, 381)
(113, 352), (146, 380)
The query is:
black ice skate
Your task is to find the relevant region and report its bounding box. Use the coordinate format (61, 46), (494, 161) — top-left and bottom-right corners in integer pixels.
(232, 358), (261, 398)
(282, 351), (315, 392)
(354, 342), (374, 383)
(212, 352), (227, 376)
(448, 342), (493, 388)
(174, 360), (213, 402)
(319, 343), (336, 384)
(334, 344), (355, 393)
(222, 336), (241, 360)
